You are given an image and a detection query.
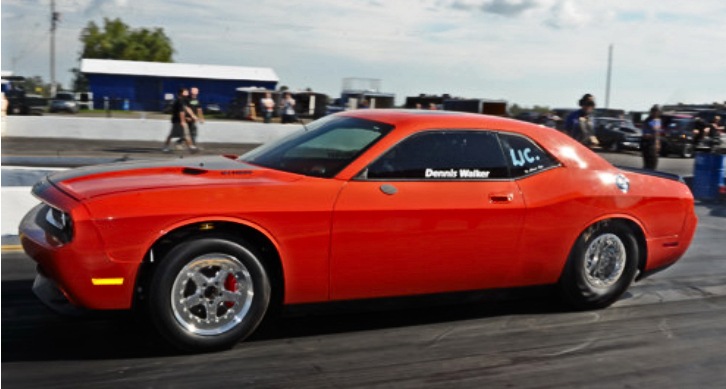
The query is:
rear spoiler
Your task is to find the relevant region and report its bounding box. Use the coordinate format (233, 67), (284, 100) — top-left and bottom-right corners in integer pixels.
(616, 166), (685, 184)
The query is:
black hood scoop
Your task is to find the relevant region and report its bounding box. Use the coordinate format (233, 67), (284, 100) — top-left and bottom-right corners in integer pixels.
(49, 156), (259, 183)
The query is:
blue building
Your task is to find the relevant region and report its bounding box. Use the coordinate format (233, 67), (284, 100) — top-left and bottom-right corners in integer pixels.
(81, 59), (278, 112)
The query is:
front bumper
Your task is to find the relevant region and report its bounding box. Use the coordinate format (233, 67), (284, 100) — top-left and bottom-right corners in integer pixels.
(32, 270), (87, 316)
(21, 200), (139, 311)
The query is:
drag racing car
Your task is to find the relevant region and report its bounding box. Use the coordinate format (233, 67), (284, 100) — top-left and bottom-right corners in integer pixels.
(21, 110), (697, 351)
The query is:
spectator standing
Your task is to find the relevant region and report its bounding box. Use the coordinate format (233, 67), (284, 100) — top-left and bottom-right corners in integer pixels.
(693, 117), (708, 146)
(428, 103), (438, 110)
(261, 92), (275, 123)
(186, 87), (204, 145)
(1, 92), (7, 136)
(281, 93), (297, 124)
(641, 105), (662, 170)
(163, 88), (197, 153)
(710, 115), (724, 135)
(564, 94), (597, 145)
(707, 116), (724, 151)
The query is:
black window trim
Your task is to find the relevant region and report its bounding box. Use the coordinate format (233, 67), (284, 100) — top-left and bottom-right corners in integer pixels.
(498, 131), (562, 180)
(354, 128), (562, 182)
(241, 116), (395, 179)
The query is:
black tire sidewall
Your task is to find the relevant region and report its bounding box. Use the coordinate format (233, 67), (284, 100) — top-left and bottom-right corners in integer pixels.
(560, 223), (639, 310)
(148, 236), (271, 352)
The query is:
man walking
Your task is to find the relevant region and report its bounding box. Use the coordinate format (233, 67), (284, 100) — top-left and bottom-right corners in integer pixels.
(163, 88), (197, 153)
(641, 105), (662, 170)
(186, 87), (204, 145)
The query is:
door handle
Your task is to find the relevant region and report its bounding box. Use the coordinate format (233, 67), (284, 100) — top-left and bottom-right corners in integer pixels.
(489, 193), (513, 203)
(380, 184), (398, 195)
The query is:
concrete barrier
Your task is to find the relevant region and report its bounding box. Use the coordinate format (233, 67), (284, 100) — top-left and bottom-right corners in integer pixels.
(3, 116), (302, 144)
(1, 187), (39, 237)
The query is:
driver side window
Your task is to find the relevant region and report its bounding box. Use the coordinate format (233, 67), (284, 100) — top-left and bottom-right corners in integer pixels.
(366, 131), (509, 180)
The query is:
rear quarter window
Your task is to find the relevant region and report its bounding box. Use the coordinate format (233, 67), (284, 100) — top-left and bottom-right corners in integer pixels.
(498, 133), (559, 177)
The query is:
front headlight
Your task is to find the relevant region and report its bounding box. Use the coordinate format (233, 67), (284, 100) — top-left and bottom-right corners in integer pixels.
(44, 205), (73, 243)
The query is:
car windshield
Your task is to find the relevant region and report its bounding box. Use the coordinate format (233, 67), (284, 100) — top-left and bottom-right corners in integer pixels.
(239, 116), (394, 178)
(55, 93), (74, 100)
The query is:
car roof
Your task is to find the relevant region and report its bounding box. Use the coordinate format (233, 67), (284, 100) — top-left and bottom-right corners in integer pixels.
(333, 109), (615, 178)
(339, 109), (523, 129)
(337, 109), (574, 142)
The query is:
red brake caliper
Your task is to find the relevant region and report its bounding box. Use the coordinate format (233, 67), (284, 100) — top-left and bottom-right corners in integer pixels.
(224, 273), (237, 308)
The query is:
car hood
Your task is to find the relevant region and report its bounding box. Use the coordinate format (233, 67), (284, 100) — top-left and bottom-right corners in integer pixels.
(47, 155), (302, 200)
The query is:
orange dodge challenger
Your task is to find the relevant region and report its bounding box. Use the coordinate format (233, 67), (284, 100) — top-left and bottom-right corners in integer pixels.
(21, 110), (697, 351)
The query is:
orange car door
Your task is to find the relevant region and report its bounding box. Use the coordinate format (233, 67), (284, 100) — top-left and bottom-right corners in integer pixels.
(330, 130), (525, 300)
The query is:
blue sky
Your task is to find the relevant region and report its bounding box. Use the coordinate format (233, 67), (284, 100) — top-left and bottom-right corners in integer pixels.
(2, 0), (725, 110)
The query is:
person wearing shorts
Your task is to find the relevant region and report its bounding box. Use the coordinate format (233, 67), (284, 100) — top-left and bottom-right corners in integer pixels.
(163, 88), (197, 153)
(177, 87), (203, 147)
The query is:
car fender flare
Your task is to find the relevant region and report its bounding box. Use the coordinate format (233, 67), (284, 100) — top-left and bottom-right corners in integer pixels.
(560, 213), (649, 276)
(580, 213), (649, 237)
(143, 216), (285, 267)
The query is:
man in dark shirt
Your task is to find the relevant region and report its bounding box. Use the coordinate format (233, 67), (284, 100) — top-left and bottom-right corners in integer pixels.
(693, 117), (707, 146)
(564, 94), (596, 145)
(163, 88), (197, 153)
(641, 105), (661, 170)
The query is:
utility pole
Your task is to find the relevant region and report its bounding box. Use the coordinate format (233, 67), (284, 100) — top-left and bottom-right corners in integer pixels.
(50, 0), (59, 96)
(605, 44), (613, 109)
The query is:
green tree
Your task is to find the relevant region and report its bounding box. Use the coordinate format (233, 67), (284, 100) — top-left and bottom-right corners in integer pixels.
(70, 68), (88, 92)
(509, 103), (550, 116)
(509, 103), (523, 116)
(79, 18), (174, 62)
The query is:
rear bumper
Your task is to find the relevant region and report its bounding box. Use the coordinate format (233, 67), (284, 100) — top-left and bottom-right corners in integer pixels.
(642, 203), (698, 275)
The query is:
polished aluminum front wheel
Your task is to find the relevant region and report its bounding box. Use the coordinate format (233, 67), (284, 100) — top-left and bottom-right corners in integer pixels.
(583, 233), (627, 288)
(170, 254), (254, 336)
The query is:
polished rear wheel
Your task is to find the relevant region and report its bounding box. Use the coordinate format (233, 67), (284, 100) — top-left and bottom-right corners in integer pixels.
(583, 233), (627, 289)
(559, 222), (639, 310)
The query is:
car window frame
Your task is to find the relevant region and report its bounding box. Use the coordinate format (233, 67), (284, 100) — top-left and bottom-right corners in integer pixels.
(355, 129), (562, 182)
(356, 129), (511, 182)
(240, 116), (395, 179)
(497, 131), (562, 179)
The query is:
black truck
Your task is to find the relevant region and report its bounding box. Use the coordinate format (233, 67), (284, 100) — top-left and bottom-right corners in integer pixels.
(2, 76), (47, 115)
